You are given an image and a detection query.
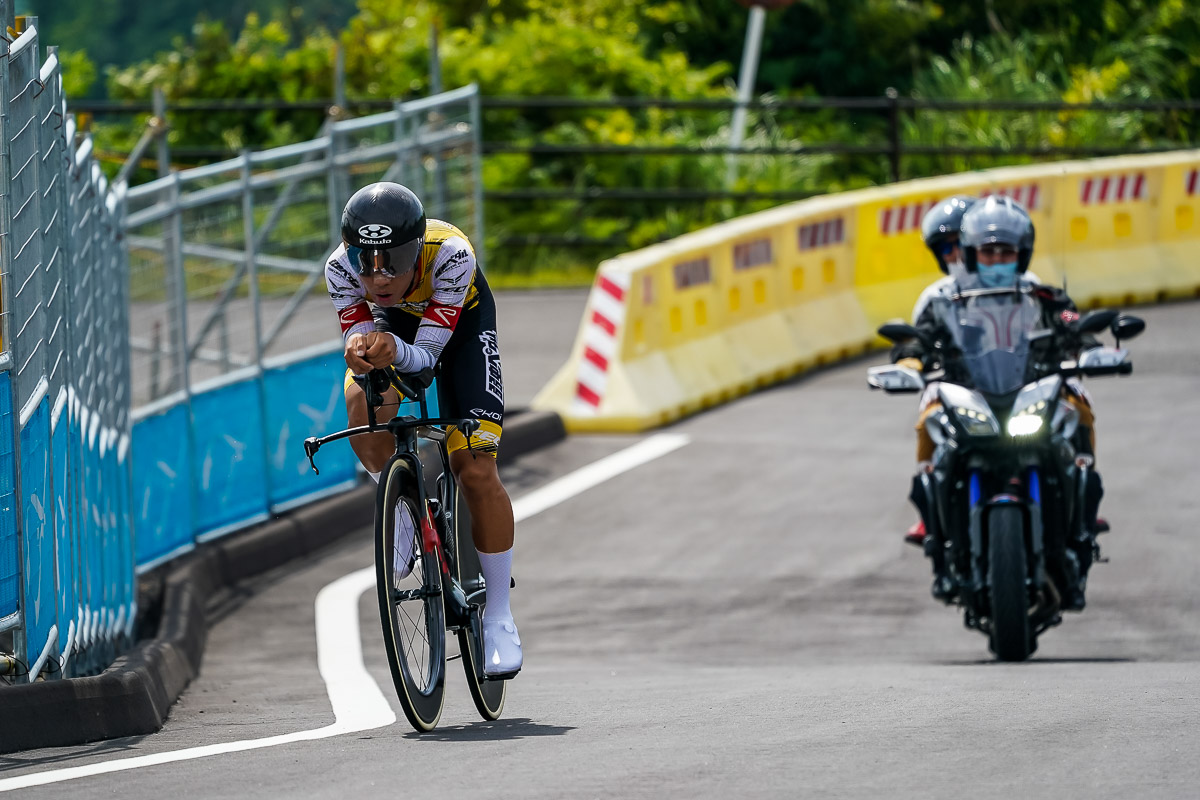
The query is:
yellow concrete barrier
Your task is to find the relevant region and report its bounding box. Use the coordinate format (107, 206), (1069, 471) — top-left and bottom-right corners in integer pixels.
(534, 150), (1200, 432)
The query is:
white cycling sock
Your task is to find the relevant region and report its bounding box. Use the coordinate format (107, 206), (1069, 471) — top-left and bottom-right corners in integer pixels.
(368, 470), (380, 483)
(477, 548), (513, 623)
(393, 502), (417, 581)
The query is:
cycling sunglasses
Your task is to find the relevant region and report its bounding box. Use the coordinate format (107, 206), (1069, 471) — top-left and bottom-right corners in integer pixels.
(347, 238), (423, 279)
(935, 239), (962, 256)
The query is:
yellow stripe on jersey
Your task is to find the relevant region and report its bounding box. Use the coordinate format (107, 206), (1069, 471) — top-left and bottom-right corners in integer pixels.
(393, 219), (479, 317)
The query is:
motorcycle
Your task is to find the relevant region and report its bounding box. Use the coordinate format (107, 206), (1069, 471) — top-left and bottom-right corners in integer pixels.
(867, 286), (1145, 661)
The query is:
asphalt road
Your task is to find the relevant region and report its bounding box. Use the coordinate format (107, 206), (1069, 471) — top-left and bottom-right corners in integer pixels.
(3, 299), (1197, 799)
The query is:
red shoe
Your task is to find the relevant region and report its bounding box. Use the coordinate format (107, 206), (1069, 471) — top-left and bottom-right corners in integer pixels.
(905, 520), (927, 547)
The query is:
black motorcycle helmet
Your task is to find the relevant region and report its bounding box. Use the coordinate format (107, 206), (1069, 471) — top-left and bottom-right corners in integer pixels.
(960, 195), (1035, 274)
(920, 195), (976, 274)
(340, 182), (426, 278)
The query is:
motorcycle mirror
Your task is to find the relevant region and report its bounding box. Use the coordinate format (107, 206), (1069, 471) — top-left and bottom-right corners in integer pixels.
(1110, 314), (1145, 341)
(877, 321), (921, 343)
(1077, 309), (1118, 334)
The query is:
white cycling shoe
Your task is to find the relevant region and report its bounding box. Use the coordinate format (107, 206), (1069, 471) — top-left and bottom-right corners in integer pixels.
(482, 616), (523, 678)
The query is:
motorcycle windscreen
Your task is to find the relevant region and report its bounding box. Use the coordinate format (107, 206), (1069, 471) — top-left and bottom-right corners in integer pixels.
(938, 291), (1043, 395)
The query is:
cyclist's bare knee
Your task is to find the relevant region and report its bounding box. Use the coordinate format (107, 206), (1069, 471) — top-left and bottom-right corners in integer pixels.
(451, 449), (502, 494)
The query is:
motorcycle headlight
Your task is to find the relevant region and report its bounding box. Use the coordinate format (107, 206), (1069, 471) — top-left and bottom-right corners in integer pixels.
(938, 383), (1000, 437)
(954, 405), (1002, 437)
(1007, 412), (1044, 437)
(1007, 375), (1061, 438)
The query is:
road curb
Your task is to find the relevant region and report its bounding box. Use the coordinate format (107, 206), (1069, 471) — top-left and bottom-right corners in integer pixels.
(0, 409), (565, 754)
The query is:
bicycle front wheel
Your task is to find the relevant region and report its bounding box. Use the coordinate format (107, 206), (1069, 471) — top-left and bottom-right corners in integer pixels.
(376, 459), (446, 732)
(448, 484), (506, 720)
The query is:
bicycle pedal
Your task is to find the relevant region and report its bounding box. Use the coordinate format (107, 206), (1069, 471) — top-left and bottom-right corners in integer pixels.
(483, 669), (520, 682)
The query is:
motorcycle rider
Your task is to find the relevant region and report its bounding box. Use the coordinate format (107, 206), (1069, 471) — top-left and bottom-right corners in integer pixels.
(891, 195), (1104, 609)
(899, 195), (1041, 546)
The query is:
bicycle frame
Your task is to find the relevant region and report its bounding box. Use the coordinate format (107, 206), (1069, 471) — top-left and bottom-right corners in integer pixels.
(303, 368), (491, 674)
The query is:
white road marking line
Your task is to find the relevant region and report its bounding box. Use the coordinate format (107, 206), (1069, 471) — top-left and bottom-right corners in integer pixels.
(0, 432), (690, 791)
(512, 432), (690, 523)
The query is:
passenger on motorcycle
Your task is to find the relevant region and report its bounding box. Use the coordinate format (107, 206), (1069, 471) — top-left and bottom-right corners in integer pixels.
(891, 196), (1106, 605)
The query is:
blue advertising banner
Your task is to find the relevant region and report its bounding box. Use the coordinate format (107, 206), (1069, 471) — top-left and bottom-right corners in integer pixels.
(264, 351), (358, 508)
(0, 373), (17, 622)
(19, 397), (55, 668)
(191, 378), (269, 537)
(132, 401), (194, 569)
(52, 398), (76, 656)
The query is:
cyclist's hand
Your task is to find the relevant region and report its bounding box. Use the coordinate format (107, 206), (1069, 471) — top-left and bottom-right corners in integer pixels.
(344, 333), (374, 374)
(363, 331), (397, 368)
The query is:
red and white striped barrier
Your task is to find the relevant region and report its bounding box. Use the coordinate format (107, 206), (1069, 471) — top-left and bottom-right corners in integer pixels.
(1080, 172), (1146, 205)
(1185, 168), (1199, 197)
(798, 217), (845, 250)
(572, 271), (631, 415)
(878, 200), (938, 236)
(981, 183), (1041, 210)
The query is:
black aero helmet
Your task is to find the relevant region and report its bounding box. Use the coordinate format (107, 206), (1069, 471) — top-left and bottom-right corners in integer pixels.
(960, 195), (1035, 274)
(920, 195), (976, 274)
(340, 182), (426, 278)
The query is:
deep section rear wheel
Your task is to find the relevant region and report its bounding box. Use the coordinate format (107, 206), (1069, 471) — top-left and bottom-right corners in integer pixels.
(377, 459), (446, 731)
(988, 505), (1035, 662)
(448, 484), (506, 720)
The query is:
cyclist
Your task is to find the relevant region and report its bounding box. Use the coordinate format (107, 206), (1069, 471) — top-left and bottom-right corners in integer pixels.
(891, 196), (1104, 608)
(324, 181), (522, 677)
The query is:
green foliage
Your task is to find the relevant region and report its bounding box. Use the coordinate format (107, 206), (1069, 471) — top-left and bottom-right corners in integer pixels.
(56, 50), (97, 99)
(54, 0), (1200, 284)
(31, 0), (351, 86)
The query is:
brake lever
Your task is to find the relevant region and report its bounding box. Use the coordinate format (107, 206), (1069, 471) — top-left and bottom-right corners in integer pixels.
(462, 418), (479, 453)
(304, 437), (321, 475)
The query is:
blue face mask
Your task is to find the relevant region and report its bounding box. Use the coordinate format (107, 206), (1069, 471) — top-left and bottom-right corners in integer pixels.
(977, 260), (1018, 288)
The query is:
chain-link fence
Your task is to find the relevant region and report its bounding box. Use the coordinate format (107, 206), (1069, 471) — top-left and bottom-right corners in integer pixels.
(0, 8), (134, 683)
(123, 87), (483, 406)
(123, 86), (483, 567)
(0, 3), (482, 682)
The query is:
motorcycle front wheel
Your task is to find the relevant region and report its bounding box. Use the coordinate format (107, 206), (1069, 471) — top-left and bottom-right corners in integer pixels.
(988, 505), (1036, 662)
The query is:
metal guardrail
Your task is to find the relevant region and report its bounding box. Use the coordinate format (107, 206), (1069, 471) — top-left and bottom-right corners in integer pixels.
(122, 89), (483, 406)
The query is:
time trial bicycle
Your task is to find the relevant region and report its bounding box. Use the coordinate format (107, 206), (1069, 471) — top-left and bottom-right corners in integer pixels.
(304, 366), (506, 732)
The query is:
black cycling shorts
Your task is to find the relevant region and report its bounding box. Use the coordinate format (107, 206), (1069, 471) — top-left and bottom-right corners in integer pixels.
(373, 272), (504, 456)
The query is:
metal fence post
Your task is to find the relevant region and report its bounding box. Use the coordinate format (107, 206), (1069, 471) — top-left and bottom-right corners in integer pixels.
(242, 150), (272, 502)
(325, 124), (341, 250)
(392, 99), (408, 187)
(153, 87), (169, 179)
(469, 86), (486, 272)
(168, 173), (190, 397)
(886, 87), (902, 184)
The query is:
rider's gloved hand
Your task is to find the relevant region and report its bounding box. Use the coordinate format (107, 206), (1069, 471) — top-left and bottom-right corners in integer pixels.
(344, 331), (397, 372)
(363, 331), (397, 368)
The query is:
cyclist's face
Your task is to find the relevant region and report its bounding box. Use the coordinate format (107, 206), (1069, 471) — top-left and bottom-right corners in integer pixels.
(976, 243), (1018, 266)
(366, 265), (417, 307)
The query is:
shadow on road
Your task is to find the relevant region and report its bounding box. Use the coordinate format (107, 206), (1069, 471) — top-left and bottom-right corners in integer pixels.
(0, 735), (148, 769)
(937, 656), (1137, 666)
(402, 717), (574, 742)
